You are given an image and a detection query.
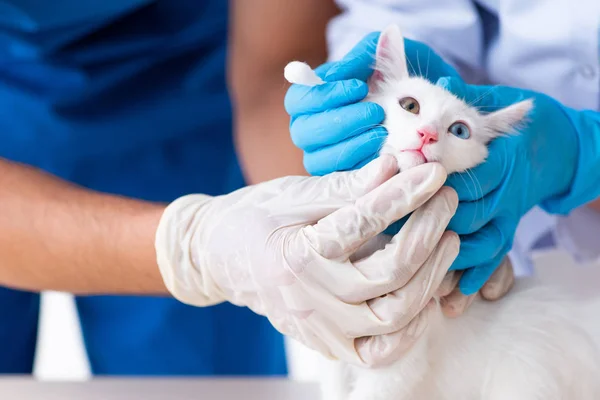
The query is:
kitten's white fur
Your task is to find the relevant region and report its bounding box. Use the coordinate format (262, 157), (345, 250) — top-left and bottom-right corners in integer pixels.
(285, 24), (600, 400)
(368, 25), (531, 174)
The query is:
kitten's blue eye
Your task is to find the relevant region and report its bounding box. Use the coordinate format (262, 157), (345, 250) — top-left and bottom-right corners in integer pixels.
(448, 122), (470, 139)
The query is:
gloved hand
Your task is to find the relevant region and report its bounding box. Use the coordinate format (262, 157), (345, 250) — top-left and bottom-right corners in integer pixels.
(155, 156), (460, 367)
(437, 257), (515, 318)
(285, 32), (460, 176)
(284, 31), (515, 307)
(438, 77), (600, 295)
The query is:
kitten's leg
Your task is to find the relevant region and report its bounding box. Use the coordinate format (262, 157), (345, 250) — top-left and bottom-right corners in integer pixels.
(347, 338), (431, 400)
(320, 358), (350, 400)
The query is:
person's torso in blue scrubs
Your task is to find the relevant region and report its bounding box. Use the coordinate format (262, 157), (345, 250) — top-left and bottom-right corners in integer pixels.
(0, 0), (286, 375)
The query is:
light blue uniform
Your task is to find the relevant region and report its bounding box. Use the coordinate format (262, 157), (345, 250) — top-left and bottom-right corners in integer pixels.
(327, 0), (600, 275)
(0, 0), (286, 375)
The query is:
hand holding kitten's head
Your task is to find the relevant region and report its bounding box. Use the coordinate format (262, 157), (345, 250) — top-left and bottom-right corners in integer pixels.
(370, 25), (533, 173)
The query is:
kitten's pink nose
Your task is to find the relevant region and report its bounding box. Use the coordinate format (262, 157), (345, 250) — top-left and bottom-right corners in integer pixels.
(418, 128), (438, 145)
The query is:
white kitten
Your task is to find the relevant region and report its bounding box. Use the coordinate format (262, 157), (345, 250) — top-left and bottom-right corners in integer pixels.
(285, 25), (600, 400)
(368, 26), (531, 175)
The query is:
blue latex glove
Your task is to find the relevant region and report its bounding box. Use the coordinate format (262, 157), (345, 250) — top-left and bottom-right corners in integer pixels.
(284, 32), (460, 175)
(440, 77), (600, 294)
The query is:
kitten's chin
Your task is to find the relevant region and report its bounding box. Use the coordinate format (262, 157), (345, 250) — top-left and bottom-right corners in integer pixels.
(394, 151), (427, 172)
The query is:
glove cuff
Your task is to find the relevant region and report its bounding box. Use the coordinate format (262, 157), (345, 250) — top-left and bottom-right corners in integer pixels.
(541, 109), (600, 215)
(155, 194), (226, 307)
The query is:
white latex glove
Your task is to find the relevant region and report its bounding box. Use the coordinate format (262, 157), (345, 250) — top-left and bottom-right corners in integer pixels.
(155, 156), (460, 367)
(438, 257), (515, 318)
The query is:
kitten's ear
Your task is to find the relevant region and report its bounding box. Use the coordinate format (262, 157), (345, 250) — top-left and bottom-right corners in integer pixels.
(483, 99), (534, 139)
(369, 25), (409, 91)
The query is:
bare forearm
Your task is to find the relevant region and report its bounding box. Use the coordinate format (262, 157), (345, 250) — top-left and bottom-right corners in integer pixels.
(228, 0), (339, 184)
(233, 89), (306, 183)
(0, 158), (168, 294)
(589, 198), (600, 212)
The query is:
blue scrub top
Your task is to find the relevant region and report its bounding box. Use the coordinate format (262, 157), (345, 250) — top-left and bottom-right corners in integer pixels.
(0, 0), (287, 375)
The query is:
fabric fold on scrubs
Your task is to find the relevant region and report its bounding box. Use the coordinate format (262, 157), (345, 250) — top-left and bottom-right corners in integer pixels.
(0, 0), (153, 32)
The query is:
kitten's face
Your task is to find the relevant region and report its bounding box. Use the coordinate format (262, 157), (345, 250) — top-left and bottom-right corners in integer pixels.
(369, 25), (533, 174)
(372, 78), (492, 173)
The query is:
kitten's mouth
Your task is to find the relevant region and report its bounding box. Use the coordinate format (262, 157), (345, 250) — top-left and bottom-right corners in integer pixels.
(394, 149), (428, 171)
(401, 149), (428, 163)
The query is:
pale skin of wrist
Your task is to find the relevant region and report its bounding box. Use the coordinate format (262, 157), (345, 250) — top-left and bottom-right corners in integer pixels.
(0, 158), (169, 295)
(589, 198), (600, 212)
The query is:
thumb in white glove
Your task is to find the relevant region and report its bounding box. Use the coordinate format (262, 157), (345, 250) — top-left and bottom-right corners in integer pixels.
(155, 156), (459, 367)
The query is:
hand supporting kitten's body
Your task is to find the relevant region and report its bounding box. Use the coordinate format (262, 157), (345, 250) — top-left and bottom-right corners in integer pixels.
(285, 24), (600, 400)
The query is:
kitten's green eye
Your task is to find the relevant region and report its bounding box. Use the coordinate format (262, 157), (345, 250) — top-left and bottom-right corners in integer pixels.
(399, 97), (420, 114)
(448, 122), (471, 139)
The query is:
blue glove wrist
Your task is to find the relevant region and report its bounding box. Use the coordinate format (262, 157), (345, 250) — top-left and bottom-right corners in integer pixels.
(540, 108), (600, 215)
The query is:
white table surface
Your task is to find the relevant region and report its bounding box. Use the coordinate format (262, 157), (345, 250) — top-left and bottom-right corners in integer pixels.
(0, 378), (319, 399)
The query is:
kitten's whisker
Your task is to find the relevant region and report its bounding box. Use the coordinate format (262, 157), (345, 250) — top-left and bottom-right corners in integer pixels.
(334, 135), (387, 171)
(471, 105), (509, 108)
(295, 88), (320, 103)
(459, 172), (479, 229)
(464, 168), (485, 225)
(416, 50), (422, 78)
(465, 168), (483, 200)
(405, 56), (418, 79)
(466, 87), (497, 108)
(365, 42), (378, 72)
(340, 124), (387, 141)
(425, 50), (431, 79)
(456, 172), (477, 205)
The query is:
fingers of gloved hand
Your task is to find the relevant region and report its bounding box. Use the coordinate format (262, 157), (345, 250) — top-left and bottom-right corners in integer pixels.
(445, 139), (506, 202)
(283, 156), (397, 221)
(352, 153), (379, 169)
(303, 126), (387, 175)
(269, 304), (373, 366)
(301, 162), (448, 261)
(459, 250), (508, 295)
(313, 61), (335, 78)
(449, 221), (506, 270)
(352, 187), (458, 295)
(317, 155), (399, 202)
(290, 102), (385, 151)
(365, 230), (459, 330)
(439, 286), (477, 318)
(324, 32), (380, 82)
(436, 271), (461, 298)
(447, 184), (506, 235)
(349, 234), (390, 263)
(382, 215), (409, 236)
(285, 79), (371, 116)
(480, 256), (515, 301)
(436, 77), (529, 110)
(436, 270), (478, 318)
(355, 298), (437, 367)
